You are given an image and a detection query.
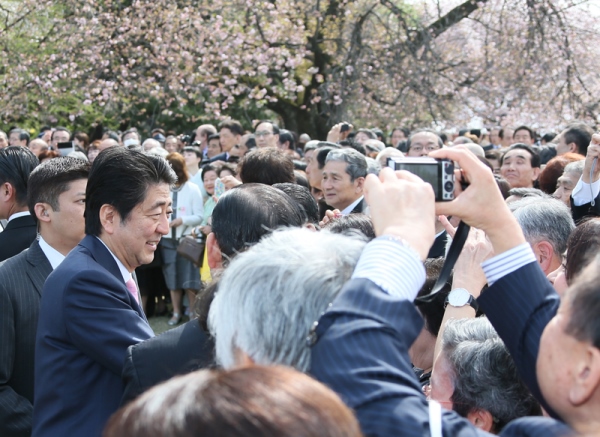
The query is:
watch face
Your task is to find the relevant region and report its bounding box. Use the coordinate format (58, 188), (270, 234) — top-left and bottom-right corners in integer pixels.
(448, 288), (470, 307)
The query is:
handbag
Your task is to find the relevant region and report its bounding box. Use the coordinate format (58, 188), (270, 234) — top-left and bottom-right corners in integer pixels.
(177, 233), (205, 267)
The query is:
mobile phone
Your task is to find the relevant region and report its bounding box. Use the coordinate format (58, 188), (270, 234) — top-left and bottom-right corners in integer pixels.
(57, 141), (75, 156)
(214, 178), (226, 199)
(340, 123), (350, 133)
(388, 157), (455, 202)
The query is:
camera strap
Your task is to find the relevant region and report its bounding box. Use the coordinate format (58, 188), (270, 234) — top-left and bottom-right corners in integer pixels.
(429, 220), (470, 295)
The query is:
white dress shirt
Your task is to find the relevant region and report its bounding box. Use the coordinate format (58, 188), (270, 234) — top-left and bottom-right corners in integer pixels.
(341, 196), (364, 216)
(571, 176), (600, 206)
(7, 211), (31, 222)
(96, 237), (132, 283)
(38, 236), (66, 270)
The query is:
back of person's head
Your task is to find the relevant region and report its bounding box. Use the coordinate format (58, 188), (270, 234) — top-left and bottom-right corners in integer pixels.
(322, 213), (375, 241)
(325, 148), (367, 181)
(506, 187), (549, 202)
(278, 129), (295, 150)
(414, 258), (453, 337)
(166, 152), (189, 185)
(509, 197), (574, 258)
(563, 123), (594, 156)
(0, 146), (39, 207)
(273, 182), (319, 226)
(27, 157), (91, 220)
(339, 139), (367, 156)
(538, 153), (584, 194)
(238, 148), (295, 185)
(494, 175), (512, 199)
(376, 147), (404, 168)
(565, 218), (600, 285)
(211, 183), (305, 259)
(565, 258), (600, 351)
(442, 318), (541, 432)
(365, 157), (381, 175)
(209, 228), (365, 370)
(85, 148), (177, 236)
(103, 365), (362, 437)
(315, 145), (340, 170)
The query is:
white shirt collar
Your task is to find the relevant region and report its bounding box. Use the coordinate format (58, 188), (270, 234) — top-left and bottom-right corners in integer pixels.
(95, 237), (132, 283)
(340, 196), (364, 216)
(38, 236), (66, 270)
(8, 211), (31, 222)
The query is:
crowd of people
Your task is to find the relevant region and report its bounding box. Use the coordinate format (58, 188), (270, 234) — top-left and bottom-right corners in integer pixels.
(0, 118), (600, 437)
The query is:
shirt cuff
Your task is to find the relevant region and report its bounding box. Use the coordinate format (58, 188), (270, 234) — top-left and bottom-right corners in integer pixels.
(571, 177), (600, 206)
(352, 236), (425, 301)
(482, 243), (537, 286)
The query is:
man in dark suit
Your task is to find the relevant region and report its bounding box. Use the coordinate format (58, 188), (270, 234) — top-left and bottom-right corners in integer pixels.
(321, 148), (367, 215)
(0, 146), (39, 262)
(0, 157), (90, 437)
(310, 147), (584, 436)
(33, 148), (177, 437)
(206, 119), (244, 163)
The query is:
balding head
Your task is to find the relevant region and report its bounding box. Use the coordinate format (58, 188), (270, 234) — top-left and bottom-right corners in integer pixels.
(28, 138), (48, 157)
(98, 138), (119, 151)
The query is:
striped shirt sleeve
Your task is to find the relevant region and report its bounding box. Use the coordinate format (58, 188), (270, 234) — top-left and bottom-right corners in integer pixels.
(482, 242), (537, 286)
(352, 236), (425, 301)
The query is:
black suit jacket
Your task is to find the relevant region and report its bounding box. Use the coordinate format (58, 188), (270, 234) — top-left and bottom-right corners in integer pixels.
(349, 197), (367, 215)
(570, 193), (600, 223)
(121, 320), (215, 404)
(0, 215), (37, 262)
(310, 275), (572, 436)
(427, 230), (450, 258)
(0, 240), (52, 437)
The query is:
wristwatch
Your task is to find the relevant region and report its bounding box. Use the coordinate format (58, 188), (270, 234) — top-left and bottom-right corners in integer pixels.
(445, 288), (479, 311)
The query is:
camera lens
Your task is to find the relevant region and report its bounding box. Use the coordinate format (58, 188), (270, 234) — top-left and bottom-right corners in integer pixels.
(445, 181), (454, 192)
(445, 163), (454, 175)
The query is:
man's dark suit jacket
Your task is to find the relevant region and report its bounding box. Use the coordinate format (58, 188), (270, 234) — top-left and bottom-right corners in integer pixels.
(349, 197), (367, 215)
(0, 240), (52, 437)
(0, 214), (37, 262)
(121, 320), (215, 404)
(32, 235), (154, 437)
(427, 230), (450, 258)
(310, 271), (571, 436)
(570, 193), (600, 223)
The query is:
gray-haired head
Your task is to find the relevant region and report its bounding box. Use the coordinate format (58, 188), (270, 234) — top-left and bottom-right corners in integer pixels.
(564, 160), (584, 179)
(509, 197), (574, 256)
(208, 228), (366, 371)
(442, 318), (541, 432)
(507, 187), (549, 201)
(365, 157), (381, 175)
(325, 148), (367, 182)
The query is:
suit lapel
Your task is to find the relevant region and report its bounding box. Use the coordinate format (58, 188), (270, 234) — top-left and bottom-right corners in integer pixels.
(25, 240), (53, 297)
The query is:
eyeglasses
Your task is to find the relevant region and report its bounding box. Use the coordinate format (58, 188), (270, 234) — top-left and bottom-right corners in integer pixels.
(255, 131), (273, 137)
(410, 145), (440, 152)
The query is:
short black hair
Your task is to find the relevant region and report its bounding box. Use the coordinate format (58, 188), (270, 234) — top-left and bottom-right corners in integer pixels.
(501, 144), (541, 168)
(273, 183), (319, 225)
(315, 145), (340, 170)
(211, 184), (305, 259)
(208, 133), (220, 142)
(183, 146), (202, 159)
(322, 213), (376, 241)
(27, 157), (91, 221)
(513, 125), (535, 141)
(339, 140), (366, 156)
(218, 120), (244, 137)
(239, 148), (295, 185)
(9, 128), (30, 145)
(563, 123), (593, 156)
(278, 129), (295, 150)
(51, 127), (71, 141)
(0, 146), (39, 206)
(85, 148), (177, 236)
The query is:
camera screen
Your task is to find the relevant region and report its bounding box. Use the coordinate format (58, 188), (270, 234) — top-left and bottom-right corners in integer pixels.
(399, 163), (439, 197)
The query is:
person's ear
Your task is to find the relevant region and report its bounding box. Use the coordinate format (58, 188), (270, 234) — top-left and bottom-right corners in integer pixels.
(532, 167), (541, 182)
(207, 232), (223, 270)
(0, 182), (14, 202)
(466, 408), (495, 433)
(99, 204), (117, 235)
(34, 203), (53, 223)
(533, 241), (555, 274)
(568, 142), (578, 154)
(355, 176), (366, 191)
(569, 346), (600, 406)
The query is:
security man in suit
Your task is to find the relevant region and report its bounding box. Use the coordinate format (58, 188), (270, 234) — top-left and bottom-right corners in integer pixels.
(0, 146), (39, 262)
(0, 157), (90, 436)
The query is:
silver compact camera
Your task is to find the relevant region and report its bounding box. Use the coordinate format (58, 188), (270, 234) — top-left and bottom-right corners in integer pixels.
(387, 157), (455, 202)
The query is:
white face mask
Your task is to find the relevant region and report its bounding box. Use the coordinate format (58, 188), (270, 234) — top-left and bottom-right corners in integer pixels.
(123, 138), (140, 148)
